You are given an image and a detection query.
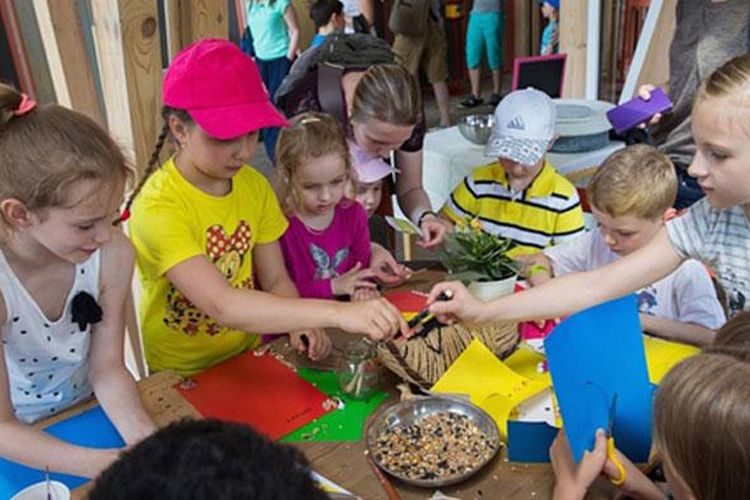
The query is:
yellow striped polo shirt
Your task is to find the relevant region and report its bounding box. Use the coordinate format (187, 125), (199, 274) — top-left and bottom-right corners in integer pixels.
(441, 160), (585, 256)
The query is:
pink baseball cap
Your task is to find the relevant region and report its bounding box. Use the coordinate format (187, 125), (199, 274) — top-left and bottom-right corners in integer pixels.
(163, 39), (289, 139)
(348, 140), (396, 183)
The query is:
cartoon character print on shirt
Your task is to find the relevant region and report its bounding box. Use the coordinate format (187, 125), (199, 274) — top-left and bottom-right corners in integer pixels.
(721, 267), (747, 317)
(310, 244), (349, 279)
(637, 286), (658, 315)
(164, 222), (254, 336)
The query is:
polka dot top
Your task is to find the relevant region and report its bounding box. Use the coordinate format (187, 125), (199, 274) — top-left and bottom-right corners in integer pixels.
(0, 249), (99, 423)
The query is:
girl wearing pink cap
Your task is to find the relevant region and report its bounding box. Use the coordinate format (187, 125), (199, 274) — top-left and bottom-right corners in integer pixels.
(277, 112), (379, 302)
(126, 39), (407, 377)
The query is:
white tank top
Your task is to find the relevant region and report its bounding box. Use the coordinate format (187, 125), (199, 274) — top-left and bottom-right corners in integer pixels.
(0, 249), (99, 423)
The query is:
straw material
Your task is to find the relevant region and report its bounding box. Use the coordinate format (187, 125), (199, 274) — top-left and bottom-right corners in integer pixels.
(377, 321), (519, 389)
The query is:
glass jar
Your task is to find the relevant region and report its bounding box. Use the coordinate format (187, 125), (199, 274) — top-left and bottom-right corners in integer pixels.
(337, 339), (380, 400)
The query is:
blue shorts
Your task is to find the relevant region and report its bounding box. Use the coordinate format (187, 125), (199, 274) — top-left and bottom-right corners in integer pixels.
(465, 12), (504, 70)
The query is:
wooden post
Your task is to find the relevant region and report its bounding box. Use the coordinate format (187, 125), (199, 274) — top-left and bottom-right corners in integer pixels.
(31, 0), (71, 107)
(512, 0), (531, 58)
(45, 0), (104, 124)
(560, 0), (588, 98)
(0, 0), (36, 97)
(91, 0), (162, 176)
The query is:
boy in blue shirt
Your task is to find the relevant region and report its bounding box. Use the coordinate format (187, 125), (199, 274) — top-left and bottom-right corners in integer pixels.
(309, 0), (345, 49)
(540, 0), (559, 55)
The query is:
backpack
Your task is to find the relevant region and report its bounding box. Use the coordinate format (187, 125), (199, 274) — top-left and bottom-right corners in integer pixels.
(275, 33), (395, 123)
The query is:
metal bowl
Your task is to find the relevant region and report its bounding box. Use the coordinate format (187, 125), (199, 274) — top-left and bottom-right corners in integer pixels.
(366, 396), (501, 487)
(458, 114), (495, 145)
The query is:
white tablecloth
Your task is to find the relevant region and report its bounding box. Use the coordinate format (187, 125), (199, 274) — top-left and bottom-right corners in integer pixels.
(405, 126), (625, 215)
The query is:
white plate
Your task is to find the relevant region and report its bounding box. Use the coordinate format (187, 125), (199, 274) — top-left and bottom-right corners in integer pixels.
(11, 480), (70, 500)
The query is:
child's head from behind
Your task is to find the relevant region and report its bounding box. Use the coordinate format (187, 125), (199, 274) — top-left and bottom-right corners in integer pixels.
(0, 84), (132, 261)
(485, 88), (556, 189)
(88, 418), (328, 500)
(347, 140), (393, 217)
(277, 112), (350, 216)
(310, 0), (344, 31)
(654, 353), (750, 500)
(690, 54), (750, 210)
(706, 311), (750, 362)
(587, 144), (676, 256)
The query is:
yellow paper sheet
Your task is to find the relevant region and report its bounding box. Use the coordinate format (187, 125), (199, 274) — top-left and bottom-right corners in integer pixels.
(431, 339), (550, 439)
(643, 335), (700, 384)
(505, 345), (552, 384)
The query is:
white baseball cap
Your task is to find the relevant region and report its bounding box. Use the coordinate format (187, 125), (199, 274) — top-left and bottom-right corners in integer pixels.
(348, 140), (396, 183)
(484, 88), (557, 165)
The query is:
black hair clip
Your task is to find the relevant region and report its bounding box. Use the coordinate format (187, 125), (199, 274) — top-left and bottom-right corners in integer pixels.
(71, 291), (103, 331)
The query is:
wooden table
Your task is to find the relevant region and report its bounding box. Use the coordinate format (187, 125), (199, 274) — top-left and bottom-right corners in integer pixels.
(59, 270), (617, 499)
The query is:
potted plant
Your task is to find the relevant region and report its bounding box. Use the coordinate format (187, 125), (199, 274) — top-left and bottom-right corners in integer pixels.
(438, 217), (519, 301)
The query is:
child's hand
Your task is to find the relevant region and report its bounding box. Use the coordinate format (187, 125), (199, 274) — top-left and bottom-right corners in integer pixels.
(427, 281), (485, 324)
(636, 84), (663, 127)
(602, 445), (663, 499)
(370, 244), (409, 286)
(332, 262), (377, 296)
(550, 428), (608, 500)
(352, 287), (380, 302)
(289, 330), (332, 361)
(337, 298), (409, 341)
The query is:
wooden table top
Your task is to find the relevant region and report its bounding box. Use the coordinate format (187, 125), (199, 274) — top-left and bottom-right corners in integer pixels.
(59, 267), (616, 499)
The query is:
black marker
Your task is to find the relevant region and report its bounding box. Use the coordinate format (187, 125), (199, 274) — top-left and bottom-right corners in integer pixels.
(407, 289), (454, 329)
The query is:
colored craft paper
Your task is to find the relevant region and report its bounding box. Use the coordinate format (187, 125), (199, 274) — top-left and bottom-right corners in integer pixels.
(282, 368), (387, 442)
(176, 352), (334, 440)
(383, 290), (428, 322)
(431, 339), (549, 439)
(504, 345), (551, 383)
(0, 406), (124, 498)
(507, 420), (559, 463)
(642, 335), (699, 384)
(385, 216), (423, 237)
(545, 295), (653, 463)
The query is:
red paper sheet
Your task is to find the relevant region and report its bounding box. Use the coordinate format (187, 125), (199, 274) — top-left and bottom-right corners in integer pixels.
(383, 290), (427, 314)
(176, 351), (334, 440)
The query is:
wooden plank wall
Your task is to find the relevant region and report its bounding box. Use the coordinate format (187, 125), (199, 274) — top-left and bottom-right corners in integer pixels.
(560, 0), (588, 98)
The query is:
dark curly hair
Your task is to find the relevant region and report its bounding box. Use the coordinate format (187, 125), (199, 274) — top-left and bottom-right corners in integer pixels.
(88, 419), (329, 500)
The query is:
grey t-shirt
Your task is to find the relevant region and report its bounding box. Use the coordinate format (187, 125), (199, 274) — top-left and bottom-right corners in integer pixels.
(472, 0), (502, 14)
(650, 0), (750, 168)
(666, 198), (750, 316)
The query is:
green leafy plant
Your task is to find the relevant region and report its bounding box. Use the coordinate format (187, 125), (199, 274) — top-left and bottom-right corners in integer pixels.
(438, 217), (519, 283)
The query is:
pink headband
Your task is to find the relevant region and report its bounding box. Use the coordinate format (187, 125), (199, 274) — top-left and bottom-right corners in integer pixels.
(12, 94), (36, 116)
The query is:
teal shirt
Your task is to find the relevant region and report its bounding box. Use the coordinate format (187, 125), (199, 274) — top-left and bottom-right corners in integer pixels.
(540, 19), (558, 55)
(247, 0), (291, 60)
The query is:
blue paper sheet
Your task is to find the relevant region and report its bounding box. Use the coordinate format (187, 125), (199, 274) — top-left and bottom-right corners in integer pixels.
(544, 295), (653, 463)
(507, 420), (558, 462)
(0, 406), (124, 498)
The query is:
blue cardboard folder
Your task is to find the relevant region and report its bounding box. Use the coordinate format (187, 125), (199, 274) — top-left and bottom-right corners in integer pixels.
(0, 406), (124, 497)
(545, 295), (653, 463)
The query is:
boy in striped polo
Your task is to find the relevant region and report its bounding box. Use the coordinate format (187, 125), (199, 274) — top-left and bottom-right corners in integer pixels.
(441, 88), (584, 256)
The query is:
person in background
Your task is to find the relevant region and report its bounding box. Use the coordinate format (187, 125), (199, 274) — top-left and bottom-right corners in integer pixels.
(521, 144), (725, 346)
(460, 0), (505, 108)
(638, 0), (750, 209)
(441, 88), (585, 257)
(309, 0), (345, 49)
(392, 1), (452, 128)
(341, 0), (375, 35)
(246, 0), (300, 163)
(540, 0), (559, 55)
(89, 419), (329, 500)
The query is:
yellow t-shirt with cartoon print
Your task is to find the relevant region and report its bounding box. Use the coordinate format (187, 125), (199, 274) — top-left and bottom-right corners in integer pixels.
(129, 158), (288, 376)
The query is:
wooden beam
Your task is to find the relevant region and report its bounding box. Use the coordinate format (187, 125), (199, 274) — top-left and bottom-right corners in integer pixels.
(12, 0), (55, 102)
(0, 0), (36, 97)
(164, 0), (181, 61)
(46, 0), (104, 124)
(634, 0), (676, 96)
(179, 0), (228, 46)
(31, 0), (71, 106)
(512, 0), (531, 58)
(91, 0), (162, 176)
(560, 0), (588, 98)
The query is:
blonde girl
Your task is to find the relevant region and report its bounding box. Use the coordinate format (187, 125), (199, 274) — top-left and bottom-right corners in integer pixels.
(0, 84), (155, 477)
(127, 39), (405, 377)
(551, 353), (750, 499)
(428, 54), (750, 326)
(278, 112), (378, 301)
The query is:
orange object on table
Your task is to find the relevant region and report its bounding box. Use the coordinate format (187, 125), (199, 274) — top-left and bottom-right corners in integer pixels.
(176, 351), (334, 440)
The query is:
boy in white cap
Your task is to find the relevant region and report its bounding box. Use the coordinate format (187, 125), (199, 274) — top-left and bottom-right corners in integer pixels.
(441, 88), (584, 256)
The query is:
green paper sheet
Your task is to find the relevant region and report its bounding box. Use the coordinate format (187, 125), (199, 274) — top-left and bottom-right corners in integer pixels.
(281, 368), (387, 442)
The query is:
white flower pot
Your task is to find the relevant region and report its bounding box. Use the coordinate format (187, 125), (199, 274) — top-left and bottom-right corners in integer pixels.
(468, 275), (518, 301)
